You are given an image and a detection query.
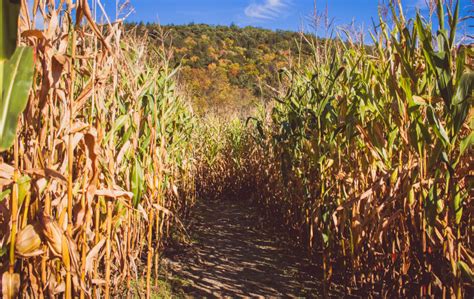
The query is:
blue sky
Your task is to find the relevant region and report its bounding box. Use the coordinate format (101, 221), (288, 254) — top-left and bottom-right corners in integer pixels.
(103, 0), (472, 34)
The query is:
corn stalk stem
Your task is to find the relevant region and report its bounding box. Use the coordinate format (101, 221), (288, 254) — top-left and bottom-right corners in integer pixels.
(67, 17), (76, 235)
(9, 137), (19, 274)
(105, 200), (112, 299)
(146, 208), (154, 299)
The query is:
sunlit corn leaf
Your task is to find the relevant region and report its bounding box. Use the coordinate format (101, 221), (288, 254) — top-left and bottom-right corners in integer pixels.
(459, 131), (473, 157)
(17, 175), (31, 207)
(427, 106), (450, 148)
(131, 157), (144, 208)
(452, 184), (463, 225)
(0, 189), (10, 202)
(452, 72), (473, 134)
(0, 47), (34, 151)
(458, 261), (474, 283)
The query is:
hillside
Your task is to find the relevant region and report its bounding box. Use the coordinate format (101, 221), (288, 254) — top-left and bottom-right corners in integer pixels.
(130, 23), (315, 116)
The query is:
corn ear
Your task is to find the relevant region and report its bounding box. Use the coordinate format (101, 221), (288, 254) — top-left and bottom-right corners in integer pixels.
(15, 224), (42, 258)
(40, 214), (63, 257)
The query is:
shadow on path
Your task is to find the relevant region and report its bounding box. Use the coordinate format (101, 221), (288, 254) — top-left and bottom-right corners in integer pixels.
(162, 199), (323, 298)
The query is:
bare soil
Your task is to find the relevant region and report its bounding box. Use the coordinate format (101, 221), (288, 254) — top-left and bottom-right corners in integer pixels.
(161, 199), (324, 298)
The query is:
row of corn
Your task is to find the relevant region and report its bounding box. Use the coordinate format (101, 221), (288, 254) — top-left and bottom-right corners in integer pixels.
(197, 0), (473, 297)
(0, 1), (196, 298)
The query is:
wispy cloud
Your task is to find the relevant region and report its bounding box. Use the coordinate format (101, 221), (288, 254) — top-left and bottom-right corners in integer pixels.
(244, 0), (289, 20)
(407, 0), (430, 10)
(414, 0), (429, 8)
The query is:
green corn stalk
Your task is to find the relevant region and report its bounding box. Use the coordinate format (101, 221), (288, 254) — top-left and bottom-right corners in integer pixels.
(0, 0), (34, 151)
(197, 0), (472, 296)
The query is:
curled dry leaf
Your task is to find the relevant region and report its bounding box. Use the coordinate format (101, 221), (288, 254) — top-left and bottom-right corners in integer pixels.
(76, 0), (112, 52)
(95, 189), (133, 200)
(137, 203), (148, 222)
(0, 163), (14, 180)
(152, 203), (172, 216)
(21, 30), (47, 40)
(24, 167), (67, 182)
(85, 239), (105, 275)
(172, 184), (179, 198)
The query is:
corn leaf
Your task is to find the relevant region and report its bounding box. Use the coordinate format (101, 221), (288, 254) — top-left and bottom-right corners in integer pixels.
(0, 0), (20, 61)
(0, 47), (34, 151)
(427, 106), (450, 148)
(459, 131), (473, 157)
(131, 157), (144, 208)
(452, 72), (473, 134)
(458, 261), (474, 283)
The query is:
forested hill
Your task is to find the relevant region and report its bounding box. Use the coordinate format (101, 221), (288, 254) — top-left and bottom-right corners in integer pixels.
(128, 23), (316, 116)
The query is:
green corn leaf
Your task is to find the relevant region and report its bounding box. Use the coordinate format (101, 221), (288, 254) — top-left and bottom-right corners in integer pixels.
(0, 1), (27, 152)
(458, 261), (474, 283)
(415, 15), (435, 74)
(0, 188), (10, 202)
(459, 131), (473, 157)
(104, 114), (130, 144)
(452, 72), (473, 134)
(17, 175), (31, 207)
(0, 246), (7, 257)
(455, 46), (466, 83)
(0, 0), (20, 61)
(322, 232), (329, 246)
(131, 157), (144, 208)
(452, 184), (463, 225)
(0, 47), (34, 151)
(436, 0), (445, 31)
(427, 106), (450, 148)
(433, 50), (453, 107)
(449, 0), (460, 47)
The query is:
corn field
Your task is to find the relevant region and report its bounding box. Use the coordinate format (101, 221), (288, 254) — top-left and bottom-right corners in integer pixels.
(1, 1), (195, 298)
(197, 1), (473, 297)
(0, 0), (473, 298)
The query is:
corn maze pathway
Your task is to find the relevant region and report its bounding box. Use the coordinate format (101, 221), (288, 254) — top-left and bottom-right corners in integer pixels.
(161, 199), (324, 298)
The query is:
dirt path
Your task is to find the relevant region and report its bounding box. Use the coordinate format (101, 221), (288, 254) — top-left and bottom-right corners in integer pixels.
(161, 199), (323, 298)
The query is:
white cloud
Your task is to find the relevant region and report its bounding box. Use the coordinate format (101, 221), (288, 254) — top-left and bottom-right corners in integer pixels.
(244, 0), (289, 20)
(414, 0), (429, 9)
(406, 0), (430, 10)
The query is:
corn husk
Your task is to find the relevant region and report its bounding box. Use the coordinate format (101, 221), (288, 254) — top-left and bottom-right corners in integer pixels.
(40, 214), (63, 257)
(1, 272), (20, 299)
(15, 224), (43, 258)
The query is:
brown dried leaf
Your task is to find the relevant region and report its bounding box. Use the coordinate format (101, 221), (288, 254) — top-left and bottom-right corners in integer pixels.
(153, 203), (172, 216)
(21, 29), (46, 40)
(0, 163), (14, 180)
(51, 54), (68, 88)
(46, 9), (58, 39)
(76, 0), (112, 52)
(24, 167), (67, 182)
(95, 189), (133, 200)
(85, 239), (105, 275)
